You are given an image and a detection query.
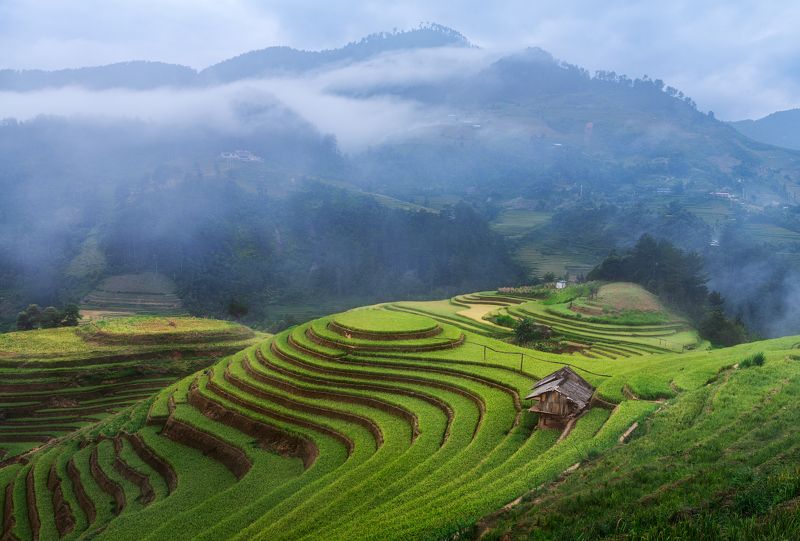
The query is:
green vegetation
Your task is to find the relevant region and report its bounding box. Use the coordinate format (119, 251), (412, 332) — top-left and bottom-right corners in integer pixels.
(332, 310), (438, 334)
(491, 314), (517, 328)
(0, 316), (261, 459)
(476, 351), (800, 540)
(1, 284), (795, 539)
(739, 351), (766, 368)
(590, 235), (747, 346)
(513, 317), (549, 344)
(15, 303), (81, 331)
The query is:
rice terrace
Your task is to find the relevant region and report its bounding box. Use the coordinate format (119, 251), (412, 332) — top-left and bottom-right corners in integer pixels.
(3, 7), (800, 540)
(2, 282), (799, 540)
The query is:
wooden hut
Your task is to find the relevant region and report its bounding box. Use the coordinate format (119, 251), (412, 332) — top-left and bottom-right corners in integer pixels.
(526, 366), (594, 429)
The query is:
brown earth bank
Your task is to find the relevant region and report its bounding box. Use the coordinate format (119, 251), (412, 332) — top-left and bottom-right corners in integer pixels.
(125, 434), (177, 494)
(193, 377), (324, 468)
(160, 415), (252, 480)
(25, 467), (40, 541)
(2, 480), (15, 539)
(241, 355), (420, 441)
(110, 437), (155, 505)
(47, 463), (75, 537)
(263, 344), (455, 445)
(223, 363), (383, 446)
(89, 446), (126, 515)
(66, 458), (96, 525)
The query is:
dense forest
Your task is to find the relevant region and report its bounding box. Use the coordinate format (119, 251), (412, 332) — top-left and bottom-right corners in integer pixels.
(102, 179), (522, 327)
(0, 159), (523, 330)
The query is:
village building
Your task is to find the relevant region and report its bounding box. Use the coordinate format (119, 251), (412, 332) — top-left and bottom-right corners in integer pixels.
(526, 366), (594, 429)
(555, 280), (567, 289)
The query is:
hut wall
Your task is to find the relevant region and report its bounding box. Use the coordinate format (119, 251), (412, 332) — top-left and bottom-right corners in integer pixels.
(536, 392), (574, 417)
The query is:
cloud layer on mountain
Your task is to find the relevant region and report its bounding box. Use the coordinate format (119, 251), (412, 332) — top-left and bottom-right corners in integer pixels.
(1, 1), (798, 118)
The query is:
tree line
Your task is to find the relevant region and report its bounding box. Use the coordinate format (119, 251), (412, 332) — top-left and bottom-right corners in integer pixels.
(588, 235), (748, 346)
(16, 304), (81, 331)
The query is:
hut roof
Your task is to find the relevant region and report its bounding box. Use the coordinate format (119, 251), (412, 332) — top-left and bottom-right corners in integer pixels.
(525, 366), (594, 409)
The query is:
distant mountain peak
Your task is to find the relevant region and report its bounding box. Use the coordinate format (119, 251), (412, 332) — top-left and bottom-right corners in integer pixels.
(731, 108), (800, 151)
(346, 23), (473, 50)
(198, 23), (473, 83)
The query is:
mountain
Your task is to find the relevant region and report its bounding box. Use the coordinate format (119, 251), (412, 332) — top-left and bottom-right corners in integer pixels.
(731, 108), (800, 150)
(0, 61), (197, 91)
(0, 24), (470, 91)
(353, 48), (800, 206)
(198, 23), (470, 84)
(1, 26), (799, 338)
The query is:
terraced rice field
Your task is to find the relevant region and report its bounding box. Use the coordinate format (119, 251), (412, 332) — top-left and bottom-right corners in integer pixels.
(744, 222), (800, 244)
(2, 295), (788, 540)
(0, 318), (259, 459)
(443, 286), (700, 358)
(513, 243), (597, 280)
(80, 273), (185, 319)
(490, 210), (552, 238)
(477, 350), (800, 539)
(488, 208), (598, 279)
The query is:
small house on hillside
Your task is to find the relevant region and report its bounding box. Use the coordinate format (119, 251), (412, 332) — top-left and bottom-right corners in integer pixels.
(555, 280), (567, 289)
(526, 366), (594, 429)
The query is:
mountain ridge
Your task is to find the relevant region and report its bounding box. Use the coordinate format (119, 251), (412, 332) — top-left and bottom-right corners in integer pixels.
(0, 23), (471, 91)
(731, 108), (800, 150)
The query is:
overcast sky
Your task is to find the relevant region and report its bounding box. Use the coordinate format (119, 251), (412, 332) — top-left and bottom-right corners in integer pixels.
(1, 0), (798, 120)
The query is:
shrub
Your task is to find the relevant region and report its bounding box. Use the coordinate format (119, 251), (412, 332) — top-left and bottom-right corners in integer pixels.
(15, 303), (81, 330)
(740, 352), (765, 368)
(514, 317), (550, 344)
(492, 315), (516, 328)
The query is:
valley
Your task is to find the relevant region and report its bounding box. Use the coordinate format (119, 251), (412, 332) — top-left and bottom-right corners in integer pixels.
(1, 14), (800, 540)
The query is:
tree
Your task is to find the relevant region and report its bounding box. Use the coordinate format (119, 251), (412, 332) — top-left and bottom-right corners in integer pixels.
(227, 299), (249, 320)
(16, 311), (34, 331)
(588, 235), (709, 320)
(699, 292), (747, 347)
(15, 303), (81, 330)
(61, 304), (81, 326)
(514, 317), (546, 344)
(542, 272), (556, 283)
(16, 304), (43, 330)
(40, 306), (62, 328)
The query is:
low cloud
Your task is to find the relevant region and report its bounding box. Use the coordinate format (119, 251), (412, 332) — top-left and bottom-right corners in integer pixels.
(2, 1), (799, 118)
(0, 47), (492, 152)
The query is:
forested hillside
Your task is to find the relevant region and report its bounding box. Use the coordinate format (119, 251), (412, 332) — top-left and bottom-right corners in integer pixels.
(0, 113), (521, 330)
(1, 24), (799, 337)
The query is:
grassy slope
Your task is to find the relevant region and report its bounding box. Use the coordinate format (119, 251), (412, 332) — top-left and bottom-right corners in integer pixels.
(476, 351), (800, 540)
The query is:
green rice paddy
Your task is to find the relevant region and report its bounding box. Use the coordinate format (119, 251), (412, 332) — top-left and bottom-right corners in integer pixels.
(1, 286), (797, 540)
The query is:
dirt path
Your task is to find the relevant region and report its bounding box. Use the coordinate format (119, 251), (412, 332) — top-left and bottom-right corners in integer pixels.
(456, 304), (508, 329)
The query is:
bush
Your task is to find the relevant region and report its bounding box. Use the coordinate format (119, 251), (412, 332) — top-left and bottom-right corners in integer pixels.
(514, 317), (538, 344)
(492, 314), (516, 328)
(740, 352), (766, 368)
(15, 303), (81, 331)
